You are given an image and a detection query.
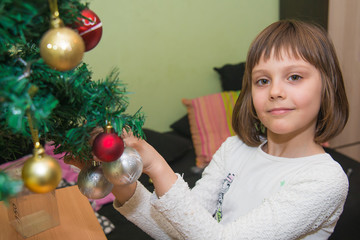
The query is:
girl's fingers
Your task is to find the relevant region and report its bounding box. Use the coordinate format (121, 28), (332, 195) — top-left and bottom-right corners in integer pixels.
(64, 156), (86, 169)
(89, 126), (104, 146)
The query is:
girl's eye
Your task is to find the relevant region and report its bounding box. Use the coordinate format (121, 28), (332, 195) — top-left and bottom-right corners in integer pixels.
(288, 74), (302, 81)
(256, 79), (270, 86)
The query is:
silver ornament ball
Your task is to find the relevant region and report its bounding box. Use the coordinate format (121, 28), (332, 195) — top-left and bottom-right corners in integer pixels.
(102, 147), (143, 185)
(77, 165), (113, 199)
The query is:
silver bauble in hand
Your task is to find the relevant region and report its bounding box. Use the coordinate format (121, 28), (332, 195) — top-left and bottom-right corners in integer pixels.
(102, 147), (143, 185)
(77, 165), (113, 199)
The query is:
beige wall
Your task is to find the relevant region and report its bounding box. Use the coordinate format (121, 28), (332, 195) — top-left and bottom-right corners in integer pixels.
(83, 0), (279, 132)
(328, 0), (360, 162)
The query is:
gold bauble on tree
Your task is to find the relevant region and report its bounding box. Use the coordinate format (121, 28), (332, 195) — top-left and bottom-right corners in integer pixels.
(22, 144), (62, 193)
(40, 27), (85, 71)
(39, 0), (85, 71)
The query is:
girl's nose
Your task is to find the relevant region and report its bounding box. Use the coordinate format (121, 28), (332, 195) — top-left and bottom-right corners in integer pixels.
(269, 80), (286, 100)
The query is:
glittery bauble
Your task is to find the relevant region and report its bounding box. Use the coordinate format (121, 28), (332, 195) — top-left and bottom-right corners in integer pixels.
(77, 9), (103, 51)
(102, 147), (143, 185)
(40, 27), (85, 71)
(22, 147), (62, 194)
(77, 165), (113, 199)
(92, 132), (124, 162)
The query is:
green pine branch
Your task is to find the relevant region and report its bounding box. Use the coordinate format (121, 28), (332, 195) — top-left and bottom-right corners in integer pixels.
(0, 0), (145, 163)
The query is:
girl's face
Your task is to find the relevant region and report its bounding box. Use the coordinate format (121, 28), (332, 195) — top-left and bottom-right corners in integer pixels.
(251, 49), (322, 141)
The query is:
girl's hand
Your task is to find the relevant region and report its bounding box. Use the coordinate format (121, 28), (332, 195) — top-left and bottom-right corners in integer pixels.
(122, 129), (178, 197)
(121, 129), (166, 176)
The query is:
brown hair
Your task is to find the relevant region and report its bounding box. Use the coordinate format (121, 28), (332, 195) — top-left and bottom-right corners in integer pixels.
(232, 19), (349, 146)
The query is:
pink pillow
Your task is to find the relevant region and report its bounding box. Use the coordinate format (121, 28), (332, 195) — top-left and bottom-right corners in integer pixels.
(182, 91), (240, 168)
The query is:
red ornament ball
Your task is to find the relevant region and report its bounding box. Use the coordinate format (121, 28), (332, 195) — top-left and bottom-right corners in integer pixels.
(92, 132), (124, 162)
(76, 9), (103, 52)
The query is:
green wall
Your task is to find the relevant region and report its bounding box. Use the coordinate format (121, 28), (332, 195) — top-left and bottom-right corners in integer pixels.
(83, 0), (279, 132)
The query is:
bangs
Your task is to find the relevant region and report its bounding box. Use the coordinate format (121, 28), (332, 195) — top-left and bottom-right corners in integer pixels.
(247, 20), (328, 72)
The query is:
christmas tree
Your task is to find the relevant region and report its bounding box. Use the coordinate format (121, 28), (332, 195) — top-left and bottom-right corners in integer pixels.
(0, 0), (145, 201)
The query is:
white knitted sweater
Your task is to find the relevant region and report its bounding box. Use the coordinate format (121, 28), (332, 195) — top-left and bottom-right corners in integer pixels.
(114, 136), (348, 240)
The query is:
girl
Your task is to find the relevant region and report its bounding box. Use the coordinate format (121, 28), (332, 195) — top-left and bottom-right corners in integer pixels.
(84, 20), (350, 239)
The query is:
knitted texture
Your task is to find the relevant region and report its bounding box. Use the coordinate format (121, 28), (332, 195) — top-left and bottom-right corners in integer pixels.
(115, 137), (348, 240)
(114, 182), (182, 239)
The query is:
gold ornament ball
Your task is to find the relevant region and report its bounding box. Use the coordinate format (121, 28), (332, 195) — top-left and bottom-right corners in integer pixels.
(40, 27), (85, 71)
(22, 147), (62, 193)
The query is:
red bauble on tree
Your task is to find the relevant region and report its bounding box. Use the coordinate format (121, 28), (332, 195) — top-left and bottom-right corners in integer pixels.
(92, 124), (124, 162)
(76, 8), (103, 52)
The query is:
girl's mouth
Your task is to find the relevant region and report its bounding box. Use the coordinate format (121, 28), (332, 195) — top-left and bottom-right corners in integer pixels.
(268, 108), (293, 115)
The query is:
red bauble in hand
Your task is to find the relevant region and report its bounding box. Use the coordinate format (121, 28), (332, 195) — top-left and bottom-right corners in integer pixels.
(76, 9), (103, 51)
(92, 131), (124, 162)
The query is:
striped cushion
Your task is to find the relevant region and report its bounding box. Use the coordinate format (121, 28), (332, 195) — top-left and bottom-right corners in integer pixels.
(182, 91), (240, 168)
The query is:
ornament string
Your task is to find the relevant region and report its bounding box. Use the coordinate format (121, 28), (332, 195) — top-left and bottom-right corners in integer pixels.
(48, 0), (64, 28)
(48, 0), (59, 18)
(15, 61), (41, 147)
(26, 86), (41, 148)
(26, 110), (40, 149)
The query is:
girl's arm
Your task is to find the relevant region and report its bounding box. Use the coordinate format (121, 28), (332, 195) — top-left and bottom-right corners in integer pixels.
(112, 136), (184, 239)
(111, 182), (137, 205)
(150, 162), (348, 239)
(114, 131), (228, 239)
(114, 180), (184, 240)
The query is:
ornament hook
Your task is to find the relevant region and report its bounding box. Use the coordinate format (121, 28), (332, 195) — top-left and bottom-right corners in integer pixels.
(105, 121), (113, 134)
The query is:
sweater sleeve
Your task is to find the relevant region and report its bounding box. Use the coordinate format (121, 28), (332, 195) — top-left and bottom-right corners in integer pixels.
(113, 138), (231, 239)
(113, 181), (183, 240)
(150, 163), (349, 240)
